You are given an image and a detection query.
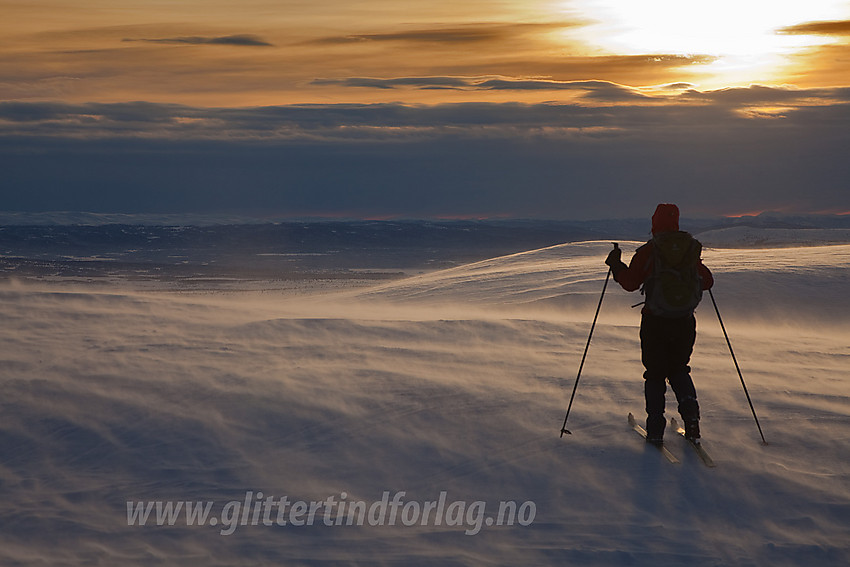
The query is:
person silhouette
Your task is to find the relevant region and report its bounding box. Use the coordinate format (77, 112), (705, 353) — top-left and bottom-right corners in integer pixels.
(605, 204), (713, 443)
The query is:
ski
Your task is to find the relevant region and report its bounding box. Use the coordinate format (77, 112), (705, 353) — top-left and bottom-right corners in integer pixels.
(628, 413), (679, 464)
(671, 418), (716, 468)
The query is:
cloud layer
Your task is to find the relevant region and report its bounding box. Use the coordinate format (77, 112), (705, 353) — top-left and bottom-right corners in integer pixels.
(1, 83), (848, 218)
(2, 83), (848, 138)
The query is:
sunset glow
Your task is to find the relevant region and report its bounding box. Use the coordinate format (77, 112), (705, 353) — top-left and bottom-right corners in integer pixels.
(1, 1), (849, 217)
(3, 0), (849, 105)
(569, 0), (847, 83)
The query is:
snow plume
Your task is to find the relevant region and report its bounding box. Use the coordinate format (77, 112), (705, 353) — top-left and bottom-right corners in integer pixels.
(1, 242), (849, 565)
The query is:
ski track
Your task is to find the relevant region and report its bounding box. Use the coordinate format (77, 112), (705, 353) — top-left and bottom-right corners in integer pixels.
(0, 241), (848, 565)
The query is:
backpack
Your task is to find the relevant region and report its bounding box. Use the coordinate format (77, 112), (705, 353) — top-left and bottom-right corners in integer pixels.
(643, 231), (703, 317)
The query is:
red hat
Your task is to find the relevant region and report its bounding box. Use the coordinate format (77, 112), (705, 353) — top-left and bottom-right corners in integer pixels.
(652, 203), (679, 234)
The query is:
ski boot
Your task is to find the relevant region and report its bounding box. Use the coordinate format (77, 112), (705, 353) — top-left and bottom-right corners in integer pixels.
(684, 419), (700, 442)
(679, 396), (700, 441)
(646, 414), (666, 446)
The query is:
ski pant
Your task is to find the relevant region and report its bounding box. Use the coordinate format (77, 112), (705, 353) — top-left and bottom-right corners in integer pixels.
(640, 313), (700, 424)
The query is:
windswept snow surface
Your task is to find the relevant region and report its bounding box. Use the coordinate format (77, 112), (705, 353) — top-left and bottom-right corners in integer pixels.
(697, 227), (850, 248)
(1, 241), (849, 566)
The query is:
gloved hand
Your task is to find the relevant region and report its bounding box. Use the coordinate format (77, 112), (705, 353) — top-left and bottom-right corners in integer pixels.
(605, 246), (621, 268)
(605, 244), (626, 277)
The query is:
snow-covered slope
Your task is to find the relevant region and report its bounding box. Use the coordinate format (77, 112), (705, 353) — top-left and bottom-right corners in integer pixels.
(1, 243), (848, 565)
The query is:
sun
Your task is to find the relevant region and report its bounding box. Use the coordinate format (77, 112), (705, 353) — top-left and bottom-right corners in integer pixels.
(567, 0), (850, 87)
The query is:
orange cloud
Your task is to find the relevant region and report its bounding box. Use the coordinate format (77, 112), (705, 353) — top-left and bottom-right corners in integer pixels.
(778, 19), (850, 35)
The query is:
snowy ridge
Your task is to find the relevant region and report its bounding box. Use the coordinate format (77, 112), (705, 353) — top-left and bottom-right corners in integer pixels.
(0, 211), (279, 226)
(344, 240), (850, 325)
(698, 226), (850, 248)
(0, 243), (848, 565)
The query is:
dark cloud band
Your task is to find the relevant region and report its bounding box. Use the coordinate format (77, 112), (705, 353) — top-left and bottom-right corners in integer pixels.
(309, 22), (578, 45)
(123, 34), (274, 47)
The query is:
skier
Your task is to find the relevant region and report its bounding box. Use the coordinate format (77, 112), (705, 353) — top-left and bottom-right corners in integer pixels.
(605, 204), (713, 444)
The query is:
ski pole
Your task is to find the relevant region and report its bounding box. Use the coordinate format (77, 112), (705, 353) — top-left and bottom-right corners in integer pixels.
(708, 288), (768, 445)
(560, 243), (617, 437)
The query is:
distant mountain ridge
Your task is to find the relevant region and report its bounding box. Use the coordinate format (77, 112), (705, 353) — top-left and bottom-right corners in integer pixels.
(2, 210), (849, 228)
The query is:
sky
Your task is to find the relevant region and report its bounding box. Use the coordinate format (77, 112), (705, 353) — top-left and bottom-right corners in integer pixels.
(1, 0), (849, 219)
